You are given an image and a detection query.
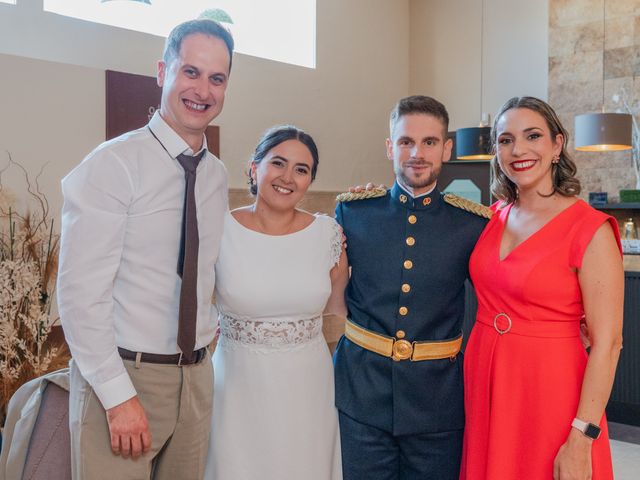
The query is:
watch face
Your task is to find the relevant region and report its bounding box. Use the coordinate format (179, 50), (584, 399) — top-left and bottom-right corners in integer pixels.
(585, 423), (601, 439)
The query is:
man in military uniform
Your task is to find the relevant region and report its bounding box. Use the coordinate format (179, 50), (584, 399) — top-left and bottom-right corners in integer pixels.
(334, 95), (491, 479)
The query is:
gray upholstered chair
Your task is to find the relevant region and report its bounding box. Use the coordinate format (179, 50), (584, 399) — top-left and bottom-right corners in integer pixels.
(0, 369), (71, 480)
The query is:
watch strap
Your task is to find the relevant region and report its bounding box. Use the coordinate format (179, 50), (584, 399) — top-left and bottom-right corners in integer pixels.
(571, 417), (602, 440)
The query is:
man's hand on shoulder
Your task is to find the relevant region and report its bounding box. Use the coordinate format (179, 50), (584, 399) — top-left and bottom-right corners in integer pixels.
(106, 395), (152, 459)
(349, 183), (385, 193)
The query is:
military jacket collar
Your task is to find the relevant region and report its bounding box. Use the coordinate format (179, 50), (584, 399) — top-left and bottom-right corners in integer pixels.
(391, 182), (442, 210)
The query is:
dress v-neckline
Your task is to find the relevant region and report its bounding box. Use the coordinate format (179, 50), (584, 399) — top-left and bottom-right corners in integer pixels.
(497, 200), (581, 262)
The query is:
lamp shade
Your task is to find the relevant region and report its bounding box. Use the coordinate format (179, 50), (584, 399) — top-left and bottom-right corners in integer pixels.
(574, 113), (632, 151)
(456, 127), (493, 160)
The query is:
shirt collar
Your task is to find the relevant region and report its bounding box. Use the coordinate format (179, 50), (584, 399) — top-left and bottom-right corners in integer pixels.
(148, 111), (208, 159)
(396, 178), (436, 199)
(391, 181), (441, 210)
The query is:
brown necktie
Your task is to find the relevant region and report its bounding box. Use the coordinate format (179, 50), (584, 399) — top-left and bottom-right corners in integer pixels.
(176, 151), (205, 362)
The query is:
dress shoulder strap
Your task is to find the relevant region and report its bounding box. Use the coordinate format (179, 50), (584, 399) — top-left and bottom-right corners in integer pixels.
(568, 201), (621, 268)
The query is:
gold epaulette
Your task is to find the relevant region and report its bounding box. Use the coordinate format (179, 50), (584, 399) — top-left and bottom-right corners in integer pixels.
(336, 186), (387, 203)
(443, 193), (493, 219)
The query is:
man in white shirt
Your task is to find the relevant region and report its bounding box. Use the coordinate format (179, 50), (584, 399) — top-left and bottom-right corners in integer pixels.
(57, 19), (233, 479)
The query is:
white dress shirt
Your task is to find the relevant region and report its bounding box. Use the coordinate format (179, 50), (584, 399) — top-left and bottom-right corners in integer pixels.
(57, 112), (228, 410)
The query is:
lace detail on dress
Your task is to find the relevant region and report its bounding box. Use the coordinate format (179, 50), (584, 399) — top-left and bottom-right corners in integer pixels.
(219, 313), (323, 348)
(330, 220), (343, 267)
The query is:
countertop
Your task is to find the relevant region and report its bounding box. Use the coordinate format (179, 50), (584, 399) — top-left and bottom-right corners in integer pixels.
(624, 255), (640, 272)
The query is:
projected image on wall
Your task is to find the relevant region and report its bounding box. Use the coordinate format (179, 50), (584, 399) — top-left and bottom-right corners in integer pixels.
(44, 0), (316, 68)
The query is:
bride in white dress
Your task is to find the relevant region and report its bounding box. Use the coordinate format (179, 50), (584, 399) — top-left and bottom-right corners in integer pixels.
(205, 125), (348, 480)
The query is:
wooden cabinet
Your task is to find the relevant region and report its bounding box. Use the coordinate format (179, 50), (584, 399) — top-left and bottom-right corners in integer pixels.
(439, 132), (493, 206)
(607, 271), (640, 426)
(439, 160), (492, 206)
(597, 203), (640, 241)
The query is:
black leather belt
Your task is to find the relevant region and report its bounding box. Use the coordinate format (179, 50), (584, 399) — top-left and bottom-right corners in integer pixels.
(118, 347), (207, 366)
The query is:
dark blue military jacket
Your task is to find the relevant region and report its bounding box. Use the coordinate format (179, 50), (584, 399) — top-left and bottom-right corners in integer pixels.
(334, 182), (488, 436)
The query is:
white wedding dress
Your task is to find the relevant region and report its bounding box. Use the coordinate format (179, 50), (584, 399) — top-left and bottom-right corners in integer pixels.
(204, 212), (343, 480)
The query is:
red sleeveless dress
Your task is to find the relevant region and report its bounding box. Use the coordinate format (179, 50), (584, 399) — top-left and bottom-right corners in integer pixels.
(460, 199), (620, 480)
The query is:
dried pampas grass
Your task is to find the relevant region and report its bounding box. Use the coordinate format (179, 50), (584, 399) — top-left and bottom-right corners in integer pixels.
(0, 154), (69, 425)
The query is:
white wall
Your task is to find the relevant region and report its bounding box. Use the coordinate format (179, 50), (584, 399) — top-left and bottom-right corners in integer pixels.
(409, 0), (548, 130)
(0, 0), (410, 218)
(0, 0), (550, 216)
(0, 53), (105, 218)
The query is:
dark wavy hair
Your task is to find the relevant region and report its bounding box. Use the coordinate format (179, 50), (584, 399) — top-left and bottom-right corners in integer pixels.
(490, 96), (581, 204)
(248, 125), (319, 195)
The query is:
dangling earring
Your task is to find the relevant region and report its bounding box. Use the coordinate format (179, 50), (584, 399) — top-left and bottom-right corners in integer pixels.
(248, 161), (258, 194)
(552, 154), (560, 164)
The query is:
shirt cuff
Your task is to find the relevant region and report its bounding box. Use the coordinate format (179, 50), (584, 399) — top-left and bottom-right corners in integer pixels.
(92, 371), (137, 410)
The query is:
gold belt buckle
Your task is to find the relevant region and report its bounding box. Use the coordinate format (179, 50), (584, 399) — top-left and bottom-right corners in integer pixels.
(392, 339), (413, 361)
(493, 313), (512, 335)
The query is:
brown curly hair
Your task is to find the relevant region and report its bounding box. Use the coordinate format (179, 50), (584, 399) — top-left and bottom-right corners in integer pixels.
(490, 96), (581, 204)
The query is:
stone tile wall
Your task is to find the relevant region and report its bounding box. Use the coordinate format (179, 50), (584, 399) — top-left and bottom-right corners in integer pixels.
(549, 0), (639, 201)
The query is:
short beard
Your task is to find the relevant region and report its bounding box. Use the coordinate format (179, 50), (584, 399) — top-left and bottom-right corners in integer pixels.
(396, 163), (441, 190)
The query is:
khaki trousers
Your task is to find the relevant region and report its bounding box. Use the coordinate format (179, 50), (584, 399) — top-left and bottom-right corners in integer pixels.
(69, 351), (213, 480)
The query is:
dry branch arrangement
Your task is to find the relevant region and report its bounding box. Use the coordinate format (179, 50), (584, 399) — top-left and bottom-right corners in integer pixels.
(0, 154), (69, 425)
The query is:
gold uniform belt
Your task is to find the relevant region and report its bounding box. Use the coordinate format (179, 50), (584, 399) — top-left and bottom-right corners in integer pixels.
(345, 319), (462, 361)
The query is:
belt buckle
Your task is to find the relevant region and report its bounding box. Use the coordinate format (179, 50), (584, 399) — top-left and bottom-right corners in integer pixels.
(196, 348), (206, 363)
(392, 339), (413, 361)
(493, 313), (512, 335)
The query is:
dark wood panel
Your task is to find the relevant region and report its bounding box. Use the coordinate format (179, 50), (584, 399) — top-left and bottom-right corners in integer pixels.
(106, 70), (160, 140)
(607, 271), (640, 426)
(105, 70), (219, 156)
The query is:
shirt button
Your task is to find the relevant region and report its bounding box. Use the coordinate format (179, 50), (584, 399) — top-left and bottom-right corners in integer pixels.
(399, 307), (408, 316)
(406, 236), (415, 246)
(401, 283), (411, 293)
(404, 260), (413, 269)
(408, 215), (417, 224)
(396, 330), (406, 339)
(423, 197), (432, 206)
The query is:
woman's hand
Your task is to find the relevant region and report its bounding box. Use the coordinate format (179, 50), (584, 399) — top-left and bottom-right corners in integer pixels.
(553, 429), (593, 479)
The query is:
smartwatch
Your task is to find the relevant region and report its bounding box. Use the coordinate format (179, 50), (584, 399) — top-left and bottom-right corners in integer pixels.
(571, 417), (601, 440)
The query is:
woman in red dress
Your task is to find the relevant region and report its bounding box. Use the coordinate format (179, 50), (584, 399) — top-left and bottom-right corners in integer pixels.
(460, 97), (624, 480)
